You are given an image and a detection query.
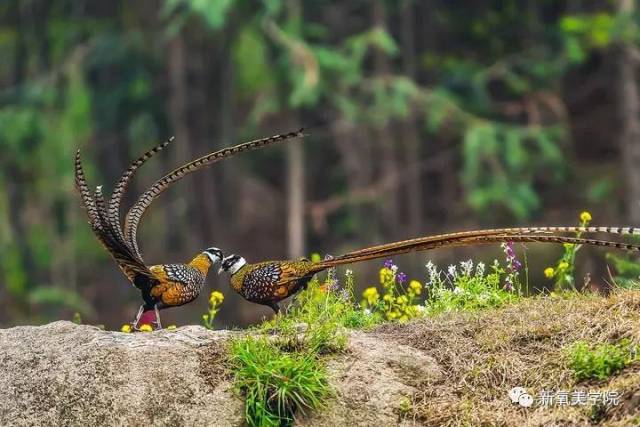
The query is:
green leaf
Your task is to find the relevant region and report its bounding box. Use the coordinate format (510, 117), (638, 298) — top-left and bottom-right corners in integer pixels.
(234, 27), (274, 95)
(29, 286), (95, 315)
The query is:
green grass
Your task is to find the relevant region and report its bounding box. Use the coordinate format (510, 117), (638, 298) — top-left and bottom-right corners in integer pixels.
(260, 275), (379, 352)
(425, 260), (519, 316)
(230, 336), (331, 427)
(568, 339), (638, 381)
(230, 275), (362, 426)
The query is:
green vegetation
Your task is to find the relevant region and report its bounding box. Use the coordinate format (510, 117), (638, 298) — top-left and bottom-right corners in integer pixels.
(230, 337), (331, 427)
(423, 259), (519, 315)
(543, 212), (593, 291)
(568, 339), (638, 381)
(606, 233), (640, 290)
(361, 250), (525, 319)
(361, 260), (424, 322)
(606, 252), (640, 289)
(229, 272), (356, 426)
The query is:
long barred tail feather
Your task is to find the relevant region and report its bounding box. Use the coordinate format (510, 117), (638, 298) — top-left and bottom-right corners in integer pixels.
(74, 150), (103, 232)
(94, 186), (151, 281)
(124, 128), (305, 257)
(106, 136), (174, 250)
(335, 226), (640, 260)
(74, 149), (152, 284)
(316, 233), (640, 269)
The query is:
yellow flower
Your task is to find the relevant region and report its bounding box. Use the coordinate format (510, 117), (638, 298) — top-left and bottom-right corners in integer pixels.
(397, 295), (408, 305)
(558, 261), (569, 270)
(167, 325), (177, 330)
(120, 324), (132, 333)
(379, 267), (394, 285)
(580, 211), (592, 224)
(409, 280), (422, 295)
(387, 310), (401, 320)
(399, 315), (409, 322)
(383, 294), (395, 303)
(138, 324), (153, 332)
(362, 287), (379, 305)
(544, 267), (555, 279)
(209, 291), (224, 306)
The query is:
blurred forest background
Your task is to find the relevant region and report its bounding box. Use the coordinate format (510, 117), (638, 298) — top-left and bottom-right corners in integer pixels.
(2, 0), (640, 328)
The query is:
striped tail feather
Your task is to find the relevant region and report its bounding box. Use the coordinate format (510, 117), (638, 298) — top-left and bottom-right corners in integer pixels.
(74, 151), (136, 274)
(74, 150), (104, 233)
(74, 149), (154, 284)
(335, 226), (640, 260)
(315, 233), (640, 269)
(123, 128), (305, 257)
(106, 136), (175, 248)
(94, 186), (153, 282)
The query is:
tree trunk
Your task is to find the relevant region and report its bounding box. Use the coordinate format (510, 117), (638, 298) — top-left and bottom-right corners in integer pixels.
(617, 0), (640, 222)
(286, 140), (306, 258)
(372, 0), (401, 236)
(400, 0), (424, 236)
(285, 0), (306, 258)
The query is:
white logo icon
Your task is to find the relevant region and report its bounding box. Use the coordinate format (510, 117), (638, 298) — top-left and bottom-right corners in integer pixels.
(509, 387), (533, 407)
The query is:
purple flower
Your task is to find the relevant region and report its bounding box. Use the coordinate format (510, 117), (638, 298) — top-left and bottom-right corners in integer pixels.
(503, 242), (515, 257)
(513, 260), (522, 271)
(397, 272), (408, 284)
(384, 259), (395, 269)
(327, 279), (339, 292)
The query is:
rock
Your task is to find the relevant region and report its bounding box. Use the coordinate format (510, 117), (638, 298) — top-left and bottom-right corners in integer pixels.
(298, 331), (441, 427)
(0, 321), (243, 427)
(0, 321), (439, 427)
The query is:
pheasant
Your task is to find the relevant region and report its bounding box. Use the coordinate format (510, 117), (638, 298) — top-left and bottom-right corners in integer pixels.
(75, 129), (304, 329)
(218, 227), (640, 313)
(75, 146), (224, 329)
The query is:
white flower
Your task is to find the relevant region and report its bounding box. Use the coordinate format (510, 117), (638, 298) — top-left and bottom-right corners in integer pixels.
(460, 259), (473, 276)
(475, 262), (485, 277)
(345, 269), (353, 276)
(363, 308), (372, 315)
(453, 286), (463, 294)
(415, 305), (426, 313)
(391, 265), (399, 273)
(448, 264), (458, 278)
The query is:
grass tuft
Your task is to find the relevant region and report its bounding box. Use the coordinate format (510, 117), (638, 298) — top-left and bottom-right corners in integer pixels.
(230, 276), (352, 426)
(230, 336), (331, 427)
(568, 339), (638, 381)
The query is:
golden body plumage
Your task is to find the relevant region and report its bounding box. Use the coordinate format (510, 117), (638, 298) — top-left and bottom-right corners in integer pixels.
(230, 260), (321, 311)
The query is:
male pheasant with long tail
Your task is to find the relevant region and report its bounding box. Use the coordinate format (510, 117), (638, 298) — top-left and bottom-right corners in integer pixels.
(219, 227), (640, 313)
(75, 129), (305, 329)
